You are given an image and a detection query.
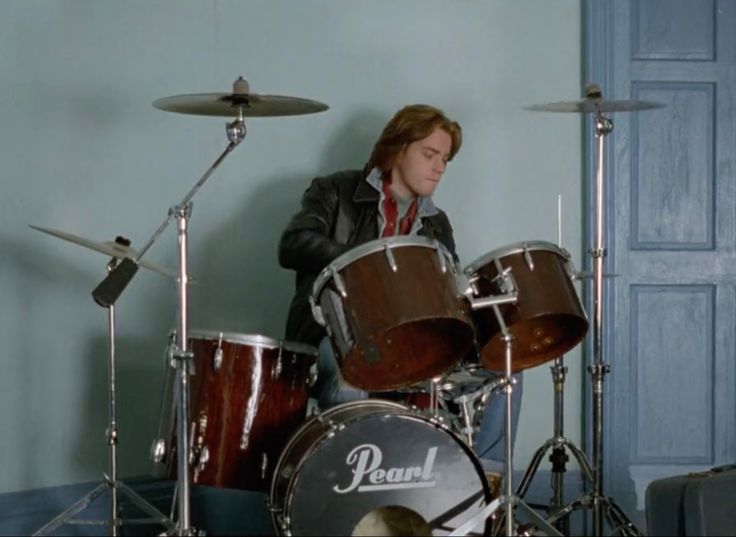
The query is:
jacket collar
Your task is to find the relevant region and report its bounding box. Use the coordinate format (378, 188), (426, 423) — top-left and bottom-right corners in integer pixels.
(357, 167), (439, 217)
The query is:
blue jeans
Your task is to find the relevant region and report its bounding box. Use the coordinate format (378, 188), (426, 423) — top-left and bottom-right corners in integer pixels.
(313, 338), (523, 473)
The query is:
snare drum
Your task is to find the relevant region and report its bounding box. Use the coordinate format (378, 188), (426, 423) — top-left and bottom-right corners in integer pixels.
(311, 236), (475, 392)
(464, 241), (588, 373)
(269, 400), (492, 536)
(151, 331), (317, 492)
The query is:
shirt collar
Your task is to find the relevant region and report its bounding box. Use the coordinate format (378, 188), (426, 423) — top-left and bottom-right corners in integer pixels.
(365, 167), (438, 218)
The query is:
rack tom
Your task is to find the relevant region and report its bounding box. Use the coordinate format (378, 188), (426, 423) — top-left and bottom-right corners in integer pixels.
(311, 236), (475, 391)
(464, 241), (588, 372)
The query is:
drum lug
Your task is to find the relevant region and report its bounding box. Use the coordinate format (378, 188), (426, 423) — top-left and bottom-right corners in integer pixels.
(308, 361), (318, 388)
(213, 333), (224, 372)
(434, 241), (448, 274)
(150, 437), (167, 464)
(261, 452), (269, 480)
(273, 345), (283, 379)
(190, 413), (209, 477)
(331, 266), (348, 297)
(213, 347), (223, 372)
(384, 242), (398, 272)
(455, 272), (473, 298)
(309, 295), (327, 327)
(523, 245), (535, 271)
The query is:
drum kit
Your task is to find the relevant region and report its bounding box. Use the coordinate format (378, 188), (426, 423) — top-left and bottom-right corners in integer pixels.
(29, 77), (663, 536)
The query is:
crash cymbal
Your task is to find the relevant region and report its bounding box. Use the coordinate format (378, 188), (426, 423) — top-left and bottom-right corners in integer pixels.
(153, 76), (329, 117)
(526, 83), (664, 114)
(30, 225), (177, 278)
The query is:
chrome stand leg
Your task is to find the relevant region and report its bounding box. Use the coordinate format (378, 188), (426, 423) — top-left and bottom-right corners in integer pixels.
(33, 258), (176, 536)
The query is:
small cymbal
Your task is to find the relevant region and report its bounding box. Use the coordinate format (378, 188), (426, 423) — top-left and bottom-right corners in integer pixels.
(153, 76), (329, 117)
(30, 225), (177, 278)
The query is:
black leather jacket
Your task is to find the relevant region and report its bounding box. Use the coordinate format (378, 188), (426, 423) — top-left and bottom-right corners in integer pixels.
(278, 169), (458, 346)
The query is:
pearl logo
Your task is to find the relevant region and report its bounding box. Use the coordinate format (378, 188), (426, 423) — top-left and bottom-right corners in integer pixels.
(333, 443), (438, 494)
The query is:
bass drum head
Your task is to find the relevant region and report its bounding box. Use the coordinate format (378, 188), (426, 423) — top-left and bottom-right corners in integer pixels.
(272, 400), (490, 536)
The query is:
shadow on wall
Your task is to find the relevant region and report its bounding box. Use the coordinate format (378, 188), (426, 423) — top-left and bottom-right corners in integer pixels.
(1, 235), (96, 488)
(74, 332), (172, 480)
(189, 109), (385, 343)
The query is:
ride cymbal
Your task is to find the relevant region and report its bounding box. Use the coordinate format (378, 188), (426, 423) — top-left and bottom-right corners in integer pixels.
(30, 225), (177, 278)
(526, 83), (664, 113)
(153, 77), (329, 117)
(526, 99), (664, 113)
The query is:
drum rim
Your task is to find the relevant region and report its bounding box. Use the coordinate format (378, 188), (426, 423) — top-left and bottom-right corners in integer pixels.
(463, 240), (570, 275)
(188, 329), (318, 356)
(311, 235), (453, 299)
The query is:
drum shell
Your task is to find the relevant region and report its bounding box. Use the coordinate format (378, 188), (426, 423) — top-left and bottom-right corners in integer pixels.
(151, 332), (317, 492)
(313, 237), (475, 391)
(466, 243), (588, 373)
(269, 400), (491, 536)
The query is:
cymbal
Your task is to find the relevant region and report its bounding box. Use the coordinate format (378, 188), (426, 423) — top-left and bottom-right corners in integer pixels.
(30, 225), (177, 278)
(526, 99), (664, 114)
(526, 82), (664, 113)
(153, 76), (329, 117)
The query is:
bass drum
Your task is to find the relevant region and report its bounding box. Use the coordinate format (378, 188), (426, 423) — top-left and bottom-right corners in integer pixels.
(269, 400), (492, 536)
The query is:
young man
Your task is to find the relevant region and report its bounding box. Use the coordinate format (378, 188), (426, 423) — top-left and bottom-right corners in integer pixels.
(278, 104), (521, 474)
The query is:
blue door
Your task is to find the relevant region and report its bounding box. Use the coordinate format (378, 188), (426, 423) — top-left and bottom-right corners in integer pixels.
(584, 0), (736, 518)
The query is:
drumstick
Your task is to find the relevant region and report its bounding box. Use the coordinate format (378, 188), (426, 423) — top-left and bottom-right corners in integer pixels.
(557, 193), (563, 247)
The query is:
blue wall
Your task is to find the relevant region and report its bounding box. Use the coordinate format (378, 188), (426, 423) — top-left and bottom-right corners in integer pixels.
(0, 0), (582, 493)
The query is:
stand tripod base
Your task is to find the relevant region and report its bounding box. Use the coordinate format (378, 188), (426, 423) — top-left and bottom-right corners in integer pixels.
(450, 494), (565, 536)
(33, 477), (176, 536)
(544, 493), (643, 537)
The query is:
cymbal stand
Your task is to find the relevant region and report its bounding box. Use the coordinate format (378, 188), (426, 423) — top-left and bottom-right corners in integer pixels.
(514, 355), (595, 534)
(542, 105), (642, 536)
(450, 275), (562, 537)
(34, 254), (176, 536)
(91, 110), (247, 536)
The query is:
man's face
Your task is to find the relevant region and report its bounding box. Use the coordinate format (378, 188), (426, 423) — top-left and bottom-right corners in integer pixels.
(390, 127), (452, 198)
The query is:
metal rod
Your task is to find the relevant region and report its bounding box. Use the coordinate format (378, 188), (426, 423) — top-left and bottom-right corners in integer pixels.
(591, 109), (612, 536)
(107, 300), (119, 536)
(174, 206), (192, 535)
(135, 140), (239, 262)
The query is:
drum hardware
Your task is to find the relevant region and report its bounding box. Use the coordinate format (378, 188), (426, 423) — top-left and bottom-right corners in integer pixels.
(514, 355), (596, 535)
(525, 83), (663, 536)
(33, 251), (176, 537)
(448, 296), (564, 537)
(89, 77), (327, 535)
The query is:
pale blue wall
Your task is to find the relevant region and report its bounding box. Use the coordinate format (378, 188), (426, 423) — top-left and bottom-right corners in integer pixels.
(0, 0), (582, 493)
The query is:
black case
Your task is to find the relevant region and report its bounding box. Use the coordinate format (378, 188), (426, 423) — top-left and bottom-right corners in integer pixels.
(645, 464), (736, 536)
